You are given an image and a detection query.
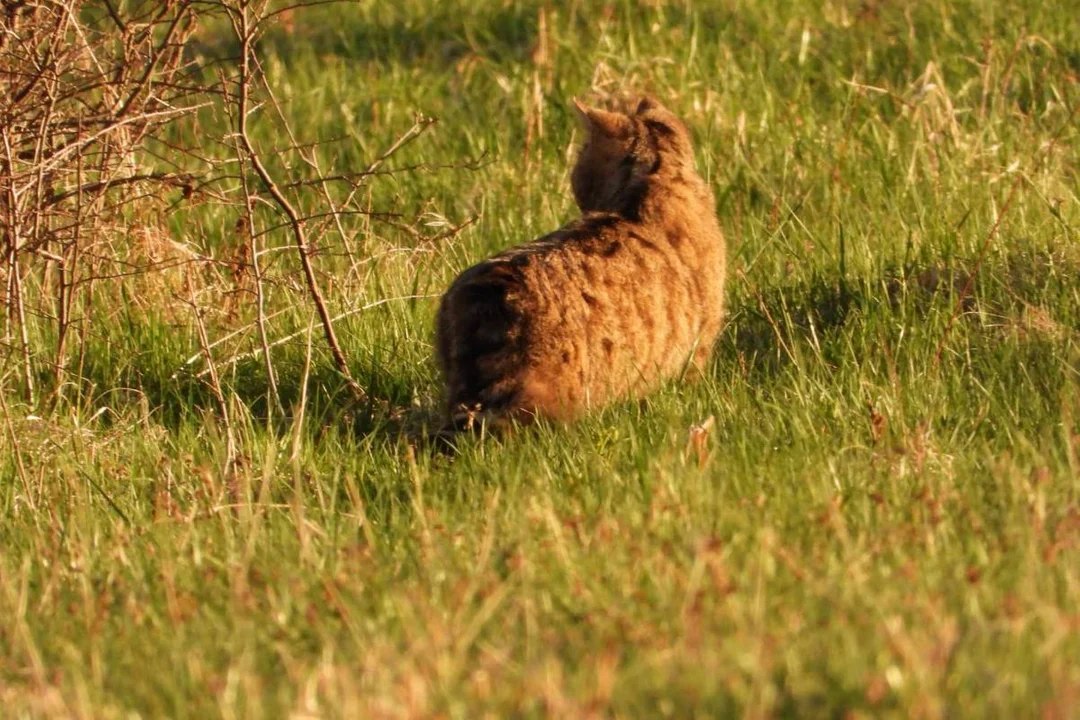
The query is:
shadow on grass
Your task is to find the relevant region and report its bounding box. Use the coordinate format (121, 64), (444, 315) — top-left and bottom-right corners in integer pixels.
(61, 249), (1076, 458)
(714, 247), (1079, 382)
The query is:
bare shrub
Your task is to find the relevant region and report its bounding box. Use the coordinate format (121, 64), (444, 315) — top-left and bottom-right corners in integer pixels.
(1, 0), (204, 403)
(1, 1), (472, 416)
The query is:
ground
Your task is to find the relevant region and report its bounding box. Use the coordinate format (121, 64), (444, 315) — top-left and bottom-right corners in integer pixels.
(2, 0), (1079, 716)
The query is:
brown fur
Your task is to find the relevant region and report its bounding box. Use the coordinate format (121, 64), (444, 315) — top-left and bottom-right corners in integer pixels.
(435, 96), (726, 432)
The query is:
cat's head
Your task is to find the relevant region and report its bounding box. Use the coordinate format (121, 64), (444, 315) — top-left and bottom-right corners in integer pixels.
(570, 95), (696, 214)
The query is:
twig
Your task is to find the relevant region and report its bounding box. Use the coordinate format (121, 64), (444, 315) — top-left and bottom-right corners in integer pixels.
(0, 373), (36, 513)
(79, 469), (131, 526)
(43, 172), (193, 207)
(290, 313), (315, 466)
(2, 126), (34, 405)
(223, 87), (280, 418)
(101, 0), (126, 30)
(358, 114), (438, 178)
(185, 276), (237, 477)
(422, 214), (480, 245)
(190, 294), (438, 378)
(7, 249), (34, 406)
(232, 2), (365, 400)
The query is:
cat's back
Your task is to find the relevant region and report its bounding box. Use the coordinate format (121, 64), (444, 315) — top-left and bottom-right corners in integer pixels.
(437, 206), (721, 420)
(436, 94), (727, 428)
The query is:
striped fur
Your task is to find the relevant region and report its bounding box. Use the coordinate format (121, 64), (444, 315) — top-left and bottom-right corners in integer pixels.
(436, 96), (726, 432)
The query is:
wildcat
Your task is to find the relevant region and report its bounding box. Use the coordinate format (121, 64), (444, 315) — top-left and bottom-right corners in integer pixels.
(435, 95), (726, 433)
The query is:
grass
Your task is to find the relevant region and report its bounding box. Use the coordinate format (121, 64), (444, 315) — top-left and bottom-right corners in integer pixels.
(2, 0), (1079, 716)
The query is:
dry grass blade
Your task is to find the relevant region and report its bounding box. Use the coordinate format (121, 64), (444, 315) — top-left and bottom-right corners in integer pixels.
(933, 102), (1079, 367)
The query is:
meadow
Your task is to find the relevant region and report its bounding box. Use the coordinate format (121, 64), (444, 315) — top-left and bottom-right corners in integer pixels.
(2, 0), (1079, 716)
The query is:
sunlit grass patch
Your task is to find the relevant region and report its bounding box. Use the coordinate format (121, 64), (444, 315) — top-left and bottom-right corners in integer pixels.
(1, 0), (1079, 716)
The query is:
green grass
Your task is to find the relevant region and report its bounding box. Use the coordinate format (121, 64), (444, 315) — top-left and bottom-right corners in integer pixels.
(3, 0), (1080, 716)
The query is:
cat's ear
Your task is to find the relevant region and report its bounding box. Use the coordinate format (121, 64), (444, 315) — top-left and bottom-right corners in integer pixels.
(572, 98), (633, 139)
(634, 95), (667, 115)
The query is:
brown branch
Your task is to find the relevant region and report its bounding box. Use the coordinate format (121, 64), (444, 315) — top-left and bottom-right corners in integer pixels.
(101, 0), (127, 30)
(43, 172), (193, 207)
(222, 85), (281, 417)
(2, 124), (35, 404)
(232, 1), (365, 400)
(114, 3), (194, 118)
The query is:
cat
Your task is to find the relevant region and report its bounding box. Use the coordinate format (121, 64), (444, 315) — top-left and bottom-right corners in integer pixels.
(435, 95), (726, 434)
